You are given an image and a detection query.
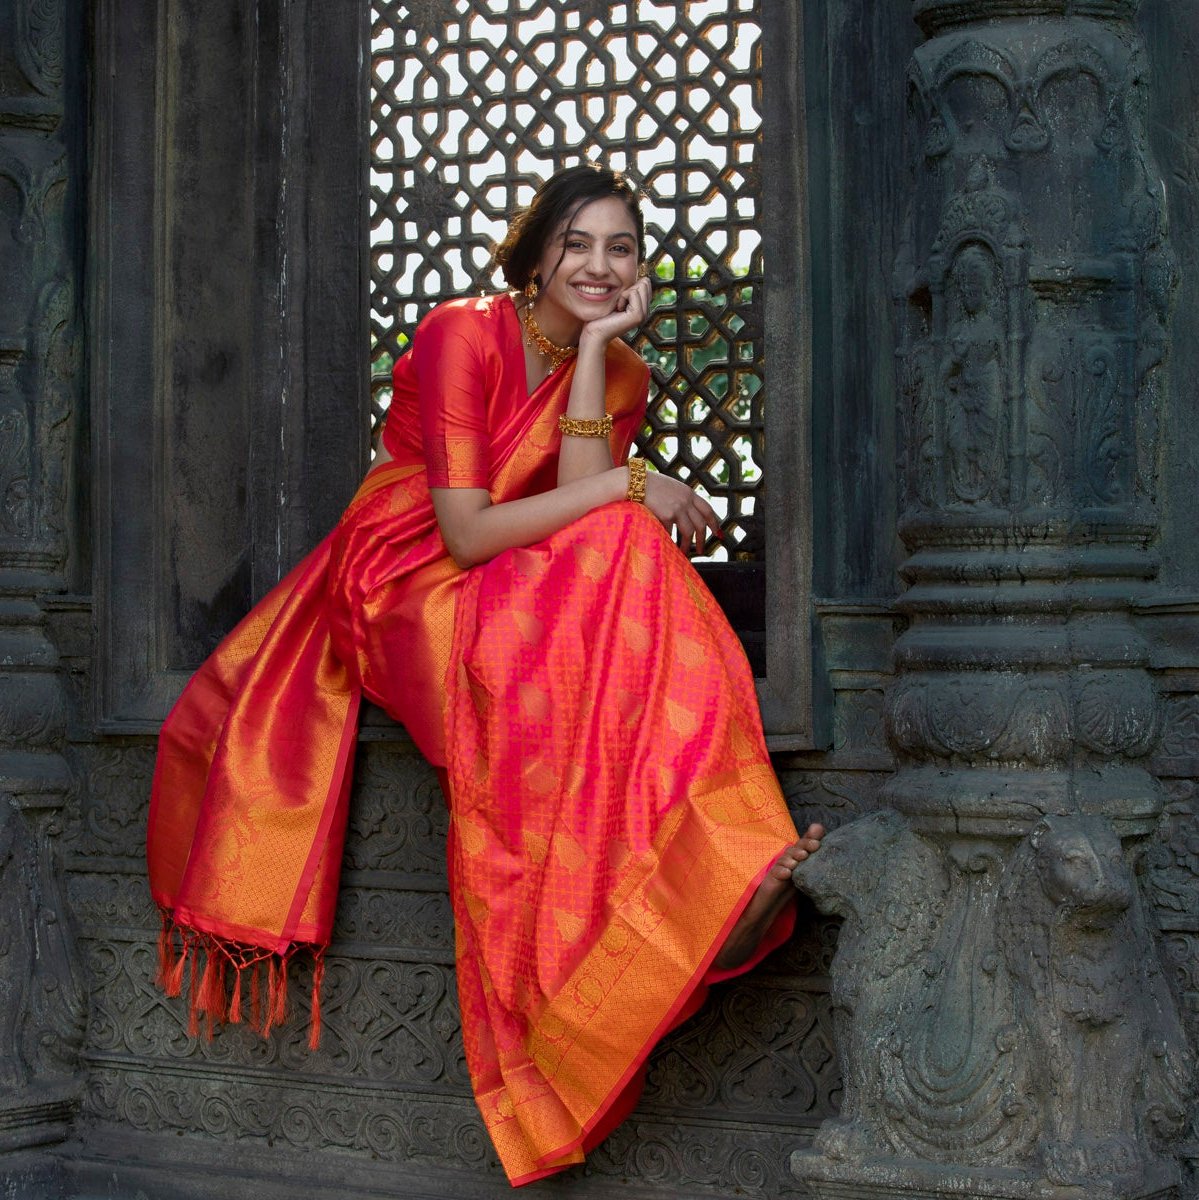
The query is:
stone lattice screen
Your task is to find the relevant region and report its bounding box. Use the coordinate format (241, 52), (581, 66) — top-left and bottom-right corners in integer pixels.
(370, 0), (765, 560)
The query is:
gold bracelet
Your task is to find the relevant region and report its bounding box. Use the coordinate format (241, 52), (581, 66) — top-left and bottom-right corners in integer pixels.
(626, 456), (647, 504)
(558, 413), (613, 439)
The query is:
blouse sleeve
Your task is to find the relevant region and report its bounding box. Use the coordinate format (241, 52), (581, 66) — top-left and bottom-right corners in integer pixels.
(412, 304), (491, 488)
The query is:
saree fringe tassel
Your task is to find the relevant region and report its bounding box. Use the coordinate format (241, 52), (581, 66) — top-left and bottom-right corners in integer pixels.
(156, 909), (324, 1048)
(308, 953), (326, 1051)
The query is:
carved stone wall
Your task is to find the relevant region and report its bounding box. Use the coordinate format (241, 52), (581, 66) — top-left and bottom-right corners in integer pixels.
(0, 0), (87, 1186)
(794, 3), (1199, 1199)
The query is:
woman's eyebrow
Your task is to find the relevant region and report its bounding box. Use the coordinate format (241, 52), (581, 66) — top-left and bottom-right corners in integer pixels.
(562, 228), (636, 242)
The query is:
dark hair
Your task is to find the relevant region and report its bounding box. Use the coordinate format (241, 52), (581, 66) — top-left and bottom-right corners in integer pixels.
(492, 164), (645, 291)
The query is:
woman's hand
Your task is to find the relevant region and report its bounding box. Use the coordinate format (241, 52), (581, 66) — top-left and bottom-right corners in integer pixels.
(642, 470), (722, 555)
(578, 275), (653, 348)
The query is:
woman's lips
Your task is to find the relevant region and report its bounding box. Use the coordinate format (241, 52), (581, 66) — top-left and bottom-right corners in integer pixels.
(571, 282), (617, 302)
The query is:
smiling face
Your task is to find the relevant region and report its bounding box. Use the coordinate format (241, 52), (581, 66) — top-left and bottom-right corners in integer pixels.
(529, 195), (641, 344)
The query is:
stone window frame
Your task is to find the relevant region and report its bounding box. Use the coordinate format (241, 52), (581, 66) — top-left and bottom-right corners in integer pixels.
(91, 0), (822, 750)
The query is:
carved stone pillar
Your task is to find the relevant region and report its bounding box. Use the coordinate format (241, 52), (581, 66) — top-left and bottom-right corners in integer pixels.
(793, 3), (1196, 1198)
(0, 0), (87, 1166)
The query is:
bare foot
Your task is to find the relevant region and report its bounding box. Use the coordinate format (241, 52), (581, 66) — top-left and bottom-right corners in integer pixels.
(713, 823), (825, 970)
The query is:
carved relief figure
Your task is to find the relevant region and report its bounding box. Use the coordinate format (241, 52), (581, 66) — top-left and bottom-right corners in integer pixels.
(877, 841), (1037, 1166)
(896, 279), (938, 511)
(793, 809), (948, 1158)
(942, 243), (1005, 506)
(0, 802), (34, 1088)
(0, 801), (85, 1088)
(999, 815), (1194, 1188)
(0, 407), (33, 538)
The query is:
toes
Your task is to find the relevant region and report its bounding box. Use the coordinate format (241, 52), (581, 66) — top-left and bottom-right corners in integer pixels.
(772, 837), (818, 880)
(776, 848), (808, 871)
(799, 824), (825, 853)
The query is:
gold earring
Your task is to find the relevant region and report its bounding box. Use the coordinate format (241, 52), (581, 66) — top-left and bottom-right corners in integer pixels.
(524, 277), (539, 302)
(637, 262), (649, 279)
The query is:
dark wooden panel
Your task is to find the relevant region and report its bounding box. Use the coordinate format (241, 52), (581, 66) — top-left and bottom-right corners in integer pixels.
(159, 3), (257, 666)
(91, 0), (160, 724)
(92, 0), (369, 729)
(804, 0), (916, 601)
(761, 0), (822, 746)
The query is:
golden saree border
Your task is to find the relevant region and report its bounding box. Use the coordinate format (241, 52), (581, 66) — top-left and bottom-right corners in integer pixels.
(461, 763), (797, 1184)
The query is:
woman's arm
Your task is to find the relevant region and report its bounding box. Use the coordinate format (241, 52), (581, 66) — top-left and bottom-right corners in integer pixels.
(433, 464), (719, 569)
(422, 285), (719, 568)
(432, 469), (627, 568)
(556, 276), (651, 487)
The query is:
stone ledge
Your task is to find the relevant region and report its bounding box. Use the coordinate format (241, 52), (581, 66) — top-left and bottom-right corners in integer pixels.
(792, 1147), (1180, 1200)
(0, 1084), (79, 1155)
(913, 0), (1139, 38)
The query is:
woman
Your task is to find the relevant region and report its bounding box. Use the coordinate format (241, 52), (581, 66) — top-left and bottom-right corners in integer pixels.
(148, 164), (823, 1186)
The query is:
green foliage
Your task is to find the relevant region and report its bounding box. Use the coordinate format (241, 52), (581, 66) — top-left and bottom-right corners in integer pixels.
(640, 261), (756, 393)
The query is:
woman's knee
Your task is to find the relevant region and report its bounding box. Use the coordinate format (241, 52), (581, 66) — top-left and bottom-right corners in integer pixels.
(570, 499), (665, 549)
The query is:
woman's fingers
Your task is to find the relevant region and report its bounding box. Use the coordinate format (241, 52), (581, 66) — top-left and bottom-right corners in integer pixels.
(689, 500), (720, 555)
(690, 503), (714, 554)
(617, 277), (651, 322)
(583, 277), (652, 341)
(699, 500), (722, 548)
(628, 275), (651, 310)
(674, 512), (700, 552)
(674, 502), (719, 555)
(642, 473), (728, 556)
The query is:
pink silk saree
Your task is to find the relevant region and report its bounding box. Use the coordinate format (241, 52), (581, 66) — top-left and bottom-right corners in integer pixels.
(147, 294), (800, 1185)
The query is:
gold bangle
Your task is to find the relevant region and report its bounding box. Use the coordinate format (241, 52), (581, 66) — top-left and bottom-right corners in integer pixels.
(626, 456), (647, 504)
(558, 413), (613, 439)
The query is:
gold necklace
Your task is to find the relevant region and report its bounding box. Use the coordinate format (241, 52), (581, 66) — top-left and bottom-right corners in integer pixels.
(522, 300), (576, 373)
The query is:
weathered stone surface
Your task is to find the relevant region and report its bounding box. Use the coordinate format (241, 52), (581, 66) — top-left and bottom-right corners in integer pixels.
(0, 0), (86, 1162)
(1000, 816), (1192, 1187)
(793, 3), (1198, 1198)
